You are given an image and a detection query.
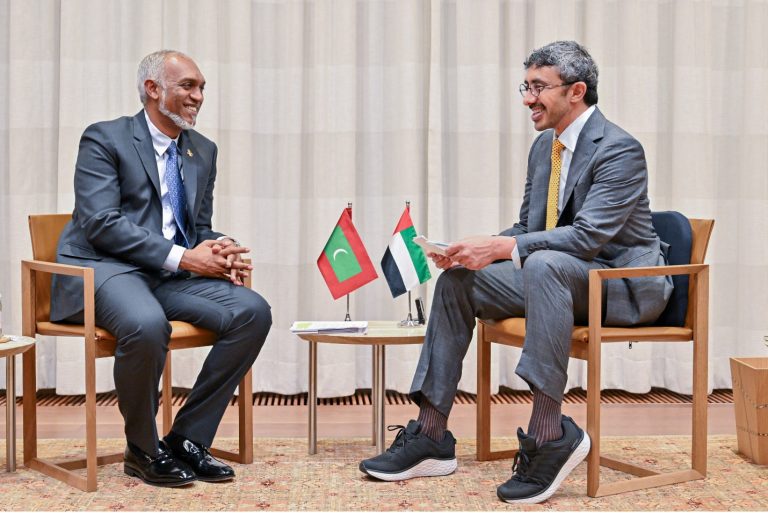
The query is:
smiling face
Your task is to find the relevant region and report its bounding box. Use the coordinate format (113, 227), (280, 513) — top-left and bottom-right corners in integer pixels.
(144, 54), (205, 137)
(522, 65), (586, 135)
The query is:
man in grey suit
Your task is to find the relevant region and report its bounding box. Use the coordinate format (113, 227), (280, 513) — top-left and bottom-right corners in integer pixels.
(52, 50), (272, 487)
(359, 41), (671, 503)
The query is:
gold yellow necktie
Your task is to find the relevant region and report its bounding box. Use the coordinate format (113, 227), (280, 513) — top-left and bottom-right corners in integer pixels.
(546, 138), (566, 230)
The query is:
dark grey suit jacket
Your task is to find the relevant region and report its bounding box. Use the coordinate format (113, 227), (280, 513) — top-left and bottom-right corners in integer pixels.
(51, 111), (224, 322)
(500, 107), (672, 326)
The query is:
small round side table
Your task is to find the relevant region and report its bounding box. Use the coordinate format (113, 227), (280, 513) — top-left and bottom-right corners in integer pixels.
(1, 335), (36, 472)
(296, 321), (425, 455)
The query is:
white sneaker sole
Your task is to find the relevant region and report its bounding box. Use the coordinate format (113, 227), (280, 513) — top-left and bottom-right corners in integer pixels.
(501, 432), (591, 504)
(363, 458), (457, 481)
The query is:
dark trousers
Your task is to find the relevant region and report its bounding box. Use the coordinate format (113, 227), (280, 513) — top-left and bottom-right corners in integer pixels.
(410, 251), (606, 417)
(72, 271), (271, 455)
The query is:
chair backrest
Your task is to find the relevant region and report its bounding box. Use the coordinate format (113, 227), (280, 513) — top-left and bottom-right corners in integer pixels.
(652, 211), (692, 327)
(28, 213), (72, 323)
(685, 218), (715, 328)
(650, 211), (714, 328)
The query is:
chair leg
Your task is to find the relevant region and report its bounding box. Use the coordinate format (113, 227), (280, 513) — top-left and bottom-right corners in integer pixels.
(22, 345), (38, 464)
(476, 323), (492, 461)
(209, 368), (254, 464)
(691, 267), (709, 476)
(162, 356), (173, 436)
(586, 272), (603, 498)
(84, 343), (98, 492)
(586, 349), (602, 498)
(21, 264), (38, 464)
(238, 369), (254, 463)
(475, 324), (517, 462)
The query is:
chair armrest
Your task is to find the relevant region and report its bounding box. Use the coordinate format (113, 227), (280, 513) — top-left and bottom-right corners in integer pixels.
(587, 263), (709, 332)
(21, 259), (97, 341)
(22, 259), (94, 278)
(590, 263), (708, 281)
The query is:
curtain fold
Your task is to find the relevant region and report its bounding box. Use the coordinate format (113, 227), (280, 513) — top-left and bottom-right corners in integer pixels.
(1, 0), (765, 398)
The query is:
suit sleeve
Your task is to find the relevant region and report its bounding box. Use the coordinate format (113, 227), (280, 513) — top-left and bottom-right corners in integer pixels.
(73, 123), (176, 270)
(514, 135), (647, 262)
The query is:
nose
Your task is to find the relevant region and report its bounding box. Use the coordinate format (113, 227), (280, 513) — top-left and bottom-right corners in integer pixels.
(522, 90), (536, 106)
(190, 87), (203, 102)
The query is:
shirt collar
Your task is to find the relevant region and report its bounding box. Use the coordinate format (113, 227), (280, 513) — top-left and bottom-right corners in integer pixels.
(554, 105), (596, 153)
(144, 110), (180, 157)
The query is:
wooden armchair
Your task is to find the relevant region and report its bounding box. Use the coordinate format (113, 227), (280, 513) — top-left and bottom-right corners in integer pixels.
(21, 213), (254, 492)
(476, 212), (714, 497)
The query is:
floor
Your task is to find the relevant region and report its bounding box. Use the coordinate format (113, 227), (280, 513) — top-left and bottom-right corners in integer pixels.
(1, 401), (736, 442)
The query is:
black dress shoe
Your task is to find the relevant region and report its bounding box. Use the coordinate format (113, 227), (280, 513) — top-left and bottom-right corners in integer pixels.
(123, 441), (196, 488)
(164, 432), (235, 482)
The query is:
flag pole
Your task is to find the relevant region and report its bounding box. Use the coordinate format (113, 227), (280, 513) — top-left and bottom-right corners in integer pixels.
(400, 200), (418, 327)
(345, 294), (351, 322)
(345, 201), (353, 322)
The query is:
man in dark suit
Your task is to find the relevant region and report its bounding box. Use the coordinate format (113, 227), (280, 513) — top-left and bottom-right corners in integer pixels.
(359, 41), (671, 503)
(51, 50), (272, 487)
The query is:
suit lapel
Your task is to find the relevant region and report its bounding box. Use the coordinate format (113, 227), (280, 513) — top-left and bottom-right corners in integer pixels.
(559, 108), (605, 218)
(178, 131), (199, 219)
(525, 133), (553, 232)
(132, 112), (162, 200)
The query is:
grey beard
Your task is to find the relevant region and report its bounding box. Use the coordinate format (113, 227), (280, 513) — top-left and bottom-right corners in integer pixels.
(158, 101), (196, 130)
(158, 86), (196, 130)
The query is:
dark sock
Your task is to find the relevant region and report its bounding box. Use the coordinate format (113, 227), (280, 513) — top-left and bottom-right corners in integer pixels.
(417, 398), (447, 442)
(527, 388), (563, 447)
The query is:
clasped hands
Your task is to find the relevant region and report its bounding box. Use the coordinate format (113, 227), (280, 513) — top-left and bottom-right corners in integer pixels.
(428, 235), (517, 271)
(179, 239), (252, 286)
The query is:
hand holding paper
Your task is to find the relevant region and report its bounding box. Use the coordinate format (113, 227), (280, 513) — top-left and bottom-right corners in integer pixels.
(412, 235), (450, 257)
(444, 235), (516, 271)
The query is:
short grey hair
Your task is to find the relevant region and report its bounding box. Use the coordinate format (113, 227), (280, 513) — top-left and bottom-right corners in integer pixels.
(524, 41), (599, 106)
(136, 50), (187, 105)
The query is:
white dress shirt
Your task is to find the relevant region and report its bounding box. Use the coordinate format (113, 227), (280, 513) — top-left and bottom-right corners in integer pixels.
(144, 111), (187, 272)
(511, 105), (596, 268)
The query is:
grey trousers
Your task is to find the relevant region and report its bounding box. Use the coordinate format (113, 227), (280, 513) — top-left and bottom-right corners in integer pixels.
(81, 271), (272, 456)
(410, 250), (606, 417)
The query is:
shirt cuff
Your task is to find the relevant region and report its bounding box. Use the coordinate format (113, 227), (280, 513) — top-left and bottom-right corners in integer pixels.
(163, 244), (186, 272)
(217, 235), (240, 246)
(511, 243), (521, 269)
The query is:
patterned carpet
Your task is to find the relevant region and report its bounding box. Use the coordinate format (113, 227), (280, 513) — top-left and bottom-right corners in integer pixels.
(0, 436), (766, 511)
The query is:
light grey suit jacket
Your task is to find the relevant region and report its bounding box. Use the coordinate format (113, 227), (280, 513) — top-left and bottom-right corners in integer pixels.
(500, 107), (672, 326)
(51, 111), (224, 322)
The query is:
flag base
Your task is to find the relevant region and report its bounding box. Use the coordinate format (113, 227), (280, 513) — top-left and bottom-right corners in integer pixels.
(399, 313), (423, 327)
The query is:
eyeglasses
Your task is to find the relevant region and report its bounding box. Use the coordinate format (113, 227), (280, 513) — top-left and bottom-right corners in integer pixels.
(518, 82), (574, 98)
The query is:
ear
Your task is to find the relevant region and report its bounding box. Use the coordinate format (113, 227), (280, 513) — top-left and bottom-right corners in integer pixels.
(569, 81), (587, 104)
(145, 79), (161, 102)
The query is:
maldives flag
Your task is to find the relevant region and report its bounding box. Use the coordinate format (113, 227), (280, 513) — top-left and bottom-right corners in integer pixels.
(380, 207), (431, 298)
(317, 207), (378, 299)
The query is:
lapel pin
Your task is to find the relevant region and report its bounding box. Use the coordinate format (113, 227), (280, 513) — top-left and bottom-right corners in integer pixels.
(186, 149), (193, 157)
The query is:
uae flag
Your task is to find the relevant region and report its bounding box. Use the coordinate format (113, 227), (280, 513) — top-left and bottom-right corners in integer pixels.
(317, 207), (378, 299)
(381, 207), (432, 298)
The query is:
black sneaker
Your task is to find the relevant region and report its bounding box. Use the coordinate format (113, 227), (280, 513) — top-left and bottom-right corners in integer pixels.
(358, 420), (457, 481)
(497, 415), (590, 504)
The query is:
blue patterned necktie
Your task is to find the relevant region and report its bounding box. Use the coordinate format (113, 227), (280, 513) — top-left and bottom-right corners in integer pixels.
(165, 141), (189, 248)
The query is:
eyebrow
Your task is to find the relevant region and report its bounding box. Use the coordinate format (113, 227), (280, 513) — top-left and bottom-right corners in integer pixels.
(175, 77), (206, 86)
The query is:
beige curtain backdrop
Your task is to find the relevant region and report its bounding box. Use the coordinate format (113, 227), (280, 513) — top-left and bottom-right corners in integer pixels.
(1, 0), (766, 399)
